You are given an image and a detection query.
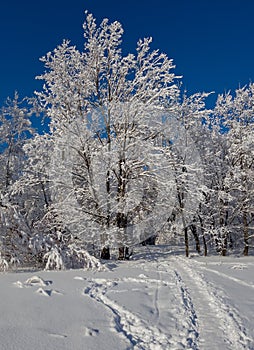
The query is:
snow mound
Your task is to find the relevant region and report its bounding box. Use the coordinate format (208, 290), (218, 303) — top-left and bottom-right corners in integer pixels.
(231, 264), (247, 270)
(36, 287), (51, 297)
(14, 275), (51, 288)
(24, 275), (51, 287)
(83, 327), (99, 337)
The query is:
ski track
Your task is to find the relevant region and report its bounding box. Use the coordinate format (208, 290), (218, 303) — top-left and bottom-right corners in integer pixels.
(84, 263), (200, 349)
(173, 256), (253, 350)
(146, 261), (199, 349)
(191, 262), (254, 290)
(9, 253), (254, 349)
(173, 270), (199, 349)
(84, 278), (171, 349)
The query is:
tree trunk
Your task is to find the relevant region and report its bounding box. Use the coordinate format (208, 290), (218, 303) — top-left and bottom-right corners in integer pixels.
(221, 246), (227, 256)
(198, 214), (207, 256)
(221, 235), (227, 256)
(243, 211), (249, 256)
(184, 227), (189, 257)
(125, 247), (130, 259)
(100, 247), (110, 260)
(203, 235), (207, 257)
(118, 247), (130, 260)
(190, 224), (201, 254)
(220, 228), (228, 256)
(118, 247), (125, 260)
(219, 200), (228, 257)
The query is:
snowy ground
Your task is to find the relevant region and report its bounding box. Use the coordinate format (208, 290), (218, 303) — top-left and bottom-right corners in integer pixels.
(1, 246), (254, 350)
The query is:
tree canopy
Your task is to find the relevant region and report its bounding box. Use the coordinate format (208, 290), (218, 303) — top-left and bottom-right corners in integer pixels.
(0, 12), (253, 270)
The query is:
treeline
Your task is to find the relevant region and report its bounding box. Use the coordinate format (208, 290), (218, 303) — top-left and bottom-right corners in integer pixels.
(0, 12), (253, 270)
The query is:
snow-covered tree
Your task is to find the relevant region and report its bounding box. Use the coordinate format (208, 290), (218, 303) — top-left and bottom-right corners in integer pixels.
(215, 84), (254, 255)
(162, 92), (211, 256)
(4, 11), (254, 268)
(0, 93), (34, 266)
(35, 11), (181, 259)
(0, 93), (33, 193)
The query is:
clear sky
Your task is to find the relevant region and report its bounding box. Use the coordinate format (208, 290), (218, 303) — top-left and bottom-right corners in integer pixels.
(1, 0), (254, 106)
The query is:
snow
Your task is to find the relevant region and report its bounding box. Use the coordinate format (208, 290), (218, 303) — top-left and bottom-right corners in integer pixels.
(1, 246), (254, 349)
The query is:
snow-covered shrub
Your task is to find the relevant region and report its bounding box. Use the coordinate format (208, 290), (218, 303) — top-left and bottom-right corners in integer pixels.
(66, 244), (106, 271)
(43, 247), (65, 270)
(0, 254), (9, 272)
(42, 243), (106, 271)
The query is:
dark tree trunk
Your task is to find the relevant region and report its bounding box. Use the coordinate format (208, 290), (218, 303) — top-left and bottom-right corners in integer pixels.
(243, 211), (249, 256)
(219, 228), (228, 256)
(100, 247), (110, 260)
(118, 247), (125, 260)
(184, 227), (189, 257)
(221, 247), (227, 256)
(221, 237), (227, 256)
(190, 224), (201, 254)
(118, 247), (130, 260)
(243, 245), (249, 256)
(203, 235), (207, 257)
(124, 247), (130, 259)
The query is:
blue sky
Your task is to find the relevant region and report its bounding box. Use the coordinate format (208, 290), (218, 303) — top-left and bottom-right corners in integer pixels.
(1, 0), (254, 106)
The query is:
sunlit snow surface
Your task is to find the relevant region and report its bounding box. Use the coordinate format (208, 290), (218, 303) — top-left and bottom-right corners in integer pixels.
(1, 246), (254, 349)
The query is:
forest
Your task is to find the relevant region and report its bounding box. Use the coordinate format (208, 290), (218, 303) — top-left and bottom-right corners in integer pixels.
(0, 12), (253, 271)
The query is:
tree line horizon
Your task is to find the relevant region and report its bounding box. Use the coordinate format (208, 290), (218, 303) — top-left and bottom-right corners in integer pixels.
(0, 11), (253, 270)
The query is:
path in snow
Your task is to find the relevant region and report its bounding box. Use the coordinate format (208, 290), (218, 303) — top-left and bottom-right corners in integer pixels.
(171, 256), (253, 349)
(2, 248), (254, 350)
(83, 259), (200, 349)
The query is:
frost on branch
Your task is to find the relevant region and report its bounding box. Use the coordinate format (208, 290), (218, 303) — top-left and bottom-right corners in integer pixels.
(44, 247), (65, 270)
(0, 9), (253, 267)
(67, 244), (106, 271)
(0, 253), (9, 272)
(43, 244), (106, 271)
